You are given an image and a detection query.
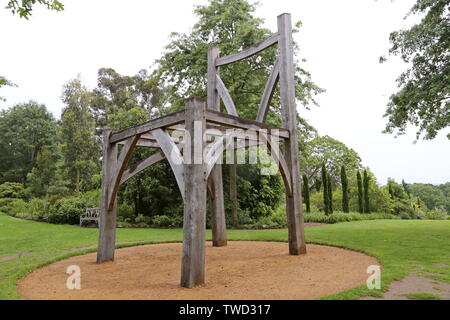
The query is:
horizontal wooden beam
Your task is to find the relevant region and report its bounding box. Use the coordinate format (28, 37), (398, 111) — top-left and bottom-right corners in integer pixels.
(205, 109), (289, 139)
(216, 33), (279, 67)
(109, 110), (186, 143)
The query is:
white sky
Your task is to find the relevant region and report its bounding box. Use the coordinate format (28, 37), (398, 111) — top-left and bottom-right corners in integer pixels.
(0, 0), (449, 185)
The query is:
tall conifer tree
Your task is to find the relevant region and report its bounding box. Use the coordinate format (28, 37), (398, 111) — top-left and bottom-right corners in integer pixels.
(302, 174), (311, 213)
(357, 171), (364, 213)
(341, 166), (349, 213)
(363, 170), (370, 213)
(321, 163), (329, 215)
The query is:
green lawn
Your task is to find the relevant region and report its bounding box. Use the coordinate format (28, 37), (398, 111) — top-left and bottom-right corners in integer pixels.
(1, 213), (449, 300)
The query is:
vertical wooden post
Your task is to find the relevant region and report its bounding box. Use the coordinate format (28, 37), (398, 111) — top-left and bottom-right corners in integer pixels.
(278, 13), (307, 255)
(97, 129), (119, 263)
(181, 97), (207, 288)
(207, 47), (227, 247)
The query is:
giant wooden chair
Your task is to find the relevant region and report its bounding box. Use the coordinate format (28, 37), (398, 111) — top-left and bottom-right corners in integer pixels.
(97, 13), (306, 288)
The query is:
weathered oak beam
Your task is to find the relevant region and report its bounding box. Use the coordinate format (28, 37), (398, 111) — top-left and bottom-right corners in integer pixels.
(97, 129), (118, 263)
(107, 136), (140, 211)
(181, 97), (207, 288)
(216, 75), (238, 116)
(216, 33), (279, 67)
(109, 110), (186, 143)
(152, 128), (185, 198)
(278, 13), (307, 255)
(256, 58), (280, 123)
(207, 48), (228, 248)
(260, 133), (292, 196)
(205, 134), (234, 179)
(205, 109), (290, 139)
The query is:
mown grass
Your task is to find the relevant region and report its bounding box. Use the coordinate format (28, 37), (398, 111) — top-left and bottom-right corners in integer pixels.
(1, 213), (449, 300)
(404, 292), (446, 300)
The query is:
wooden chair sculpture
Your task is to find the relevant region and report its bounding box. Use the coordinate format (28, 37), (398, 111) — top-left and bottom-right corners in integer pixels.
(97, 13), (306, 288)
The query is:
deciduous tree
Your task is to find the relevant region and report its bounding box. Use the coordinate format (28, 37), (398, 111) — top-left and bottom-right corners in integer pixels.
(0, 101), (57, 183)
(382, 0), (450, 140)
(60, 78), (99, 193)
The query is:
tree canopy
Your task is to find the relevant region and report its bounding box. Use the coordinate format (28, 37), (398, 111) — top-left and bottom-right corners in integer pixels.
(0, 101), (57, 183)
(382, 0), (449, 140)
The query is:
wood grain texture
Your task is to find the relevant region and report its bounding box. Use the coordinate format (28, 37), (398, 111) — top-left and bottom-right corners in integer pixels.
(107, 136), (140, 211)
(181, 98), (207, 288)
(278, 13), (307, 255)
(207, 48), (228, 248)
(97, 129), (118, 263)
(206, 109), (290, 139)
(260, 132), (292, 196)
(109, 110), (186, 143)
(216, 75), (238, 116)
(256, 57), (280, 123)
(216, 33), (279, 66)
(152, 128), (185, 199)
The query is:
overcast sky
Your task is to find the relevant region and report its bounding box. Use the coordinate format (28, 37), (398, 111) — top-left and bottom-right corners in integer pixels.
(0, 0), (448, 185)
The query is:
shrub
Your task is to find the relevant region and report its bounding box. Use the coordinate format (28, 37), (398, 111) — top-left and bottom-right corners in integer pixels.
(153, 216), (173, 227)
(152, 215), (181, 228)
(0, 182), (26, 199)
(236, 209), (254, 226)
(45, 196), (97, 225)
(118, 203), (135, 221)
(14, 198), (48, 221)
(0, 198), (17, 213)
(135, 214), (152, 225)
(399, 212), (411, 220)
(304, 212), (397, 224)
(425, 210), (448, 220)
(0, 198), (27, 217)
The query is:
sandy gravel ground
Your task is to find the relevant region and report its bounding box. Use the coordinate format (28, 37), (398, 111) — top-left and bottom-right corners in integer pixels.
(18, 241), (378, 300)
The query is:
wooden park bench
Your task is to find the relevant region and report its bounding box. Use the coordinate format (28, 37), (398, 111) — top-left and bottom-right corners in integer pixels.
(80, 208), (100, 227)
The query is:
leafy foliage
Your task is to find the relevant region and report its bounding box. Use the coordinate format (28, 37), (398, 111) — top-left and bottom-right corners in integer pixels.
(408, 182), (450, 213)
(0, 102), (57, 183)
(382, 0), (450, 140)
(60, 78), (100, 193)
(302, 135), (362, 188)
(5, 0), (63, 19)
(153, 0), (322, 116)
(0, 76), (16, 102)
(0, 182), (25, 199)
